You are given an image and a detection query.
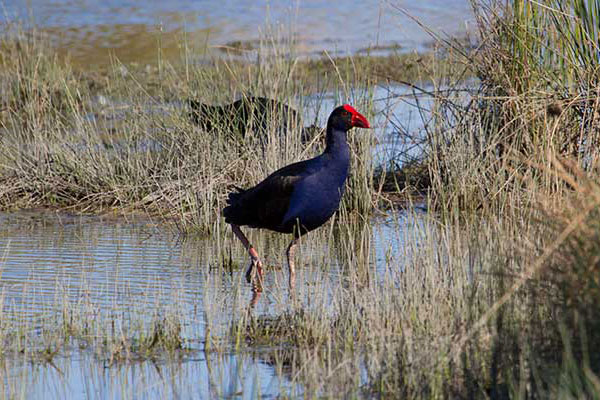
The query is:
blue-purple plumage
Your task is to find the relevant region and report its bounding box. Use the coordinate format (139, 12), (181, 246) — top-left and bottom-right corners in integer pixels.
(223, 104), (369, 237)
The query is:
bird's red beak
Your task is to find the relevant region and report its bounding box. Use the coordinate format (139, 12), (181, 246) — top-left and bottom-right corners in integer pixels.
(343, 104), (370, 128)
(343, 104), (371, 128)
(351, 112), (370, 129)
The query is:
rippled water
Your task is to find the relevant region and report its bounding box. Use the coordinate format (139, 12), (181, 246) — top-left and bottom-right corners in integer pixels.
(7, 351), (294, 399)
(0, 213), (201, 320)
(2, 0), (474, 65)
(0, 208), (425, 399)
(0, 211), (289, 398)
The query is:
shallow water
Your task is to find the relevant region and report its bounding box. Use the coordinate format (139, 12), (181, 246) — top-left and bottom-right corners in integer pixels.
(0, 208), (425, 399)
(5, 351), (297, 399)
(2, 0), (474, 65)
(0, 211), (291, 398)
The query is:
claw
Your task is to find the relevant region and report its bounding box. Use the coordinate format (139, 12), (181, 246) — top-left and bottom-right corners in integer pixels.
(245, 258), (264, 292)
(230, 225), (265, 293)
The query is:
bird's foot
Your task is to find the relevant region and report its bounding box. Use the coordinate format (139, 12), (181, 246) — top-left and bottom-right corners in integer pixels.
(245, 258), (264, 292)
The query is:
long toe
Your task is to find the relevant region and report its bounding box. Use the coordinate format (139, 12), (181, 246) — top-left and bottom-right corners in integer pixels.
(245, 259), (256, 284)
(245, 259), (264, 292)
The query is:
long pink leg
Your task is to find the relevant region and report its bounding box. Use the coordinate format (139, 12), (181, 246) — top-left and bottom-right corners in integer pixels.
(286, 238), (298, 290)
(231, 224), (264, 292)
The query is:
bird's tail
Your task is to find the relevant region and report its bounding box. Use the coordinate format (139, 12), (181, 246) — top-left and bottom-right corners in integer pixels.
(226, 186), (246, 204)
(222, 186), (247, 224)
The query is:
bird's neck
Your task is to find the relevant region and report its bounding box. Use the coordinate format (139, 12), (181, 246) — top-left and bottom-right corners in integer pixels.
(324, 127), (350, 160)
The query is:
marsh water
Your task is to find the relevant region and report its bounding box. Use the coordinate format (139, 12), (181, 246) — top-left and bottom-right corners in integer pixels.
(3, 0), (474, 65)
(0, 209), (425, 399)
(0, 82), (436, 397)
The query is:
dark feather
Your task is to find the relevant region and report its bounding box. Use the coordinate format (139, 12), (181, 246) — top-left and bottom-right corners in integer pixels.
(223, 161), (307, 232)
(223, 104), (369, 239)
(189, 96), (300, 139)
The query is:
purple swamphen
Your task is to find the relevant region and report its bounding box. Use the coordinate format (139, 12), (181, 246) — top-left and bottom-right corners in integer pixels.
(223, 104), (370, 291)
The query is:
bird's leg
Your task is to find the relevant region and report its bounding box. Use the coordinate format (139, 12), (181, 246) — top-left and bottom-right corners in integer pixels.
(231, 224), (264, 291)
(286, 238), (298, 291)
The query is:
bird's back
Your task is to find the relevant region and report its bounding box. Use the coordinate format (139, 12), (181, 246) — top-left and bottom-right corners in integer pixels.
(190, 97), (300, 139)
(223, 152), (348, 235)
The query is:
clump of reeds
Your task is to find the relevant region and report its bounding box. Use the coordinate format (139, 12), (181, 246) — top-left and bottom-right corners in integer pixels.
(0, 25), (89, 132)
(428, 0), (600, 216)
(412, 0), (600, 396)
(0, 23), (377, 234)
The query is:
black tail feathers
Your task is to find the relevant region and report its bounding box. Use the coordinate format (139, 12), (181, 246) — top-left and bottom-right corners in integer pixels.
(223, 186), (247, 224)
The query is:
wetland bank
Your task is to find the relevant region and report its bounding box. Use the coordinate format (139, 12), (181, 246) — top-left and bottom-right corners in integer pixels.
(2, 0), (600, 398)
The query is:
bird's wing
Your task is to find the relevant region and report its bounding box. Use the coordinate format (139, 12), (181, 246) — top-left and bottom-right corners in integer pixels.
(252, 160), (313, 225)
(226, 158), (319, 230)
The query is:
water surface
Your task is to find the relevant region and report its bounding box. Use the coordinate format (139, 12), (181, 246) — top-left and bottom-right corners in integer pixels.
(0, 209), (425, 399)
(2, 0), (474, 65)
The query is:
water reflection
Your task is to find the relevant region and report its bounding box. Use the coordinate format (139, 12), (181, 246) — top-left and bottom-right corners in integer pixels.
(0, 212), (205, 324)
(4, 351), (299, 399)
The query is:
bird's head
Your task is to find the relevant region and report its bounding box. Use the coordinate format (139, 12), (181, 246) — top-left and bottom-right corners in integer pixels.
(328, 104), (371, 132)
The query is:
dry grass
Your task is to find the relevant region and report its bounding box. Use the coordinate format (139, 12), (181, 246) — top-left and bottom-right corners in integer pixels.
(0, 24), (377, 235)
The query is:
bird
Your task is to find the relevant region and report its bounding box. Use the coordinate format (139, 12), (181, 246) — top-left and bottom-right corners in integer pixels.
(188, 96), (326, 147)
(223, 104), (370, 292)
(188, 96), (301, 140)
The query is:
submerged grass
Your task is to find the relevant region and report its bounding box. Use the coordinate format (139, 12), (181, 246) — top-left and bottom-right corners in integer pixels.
(0, 279), (189, 366)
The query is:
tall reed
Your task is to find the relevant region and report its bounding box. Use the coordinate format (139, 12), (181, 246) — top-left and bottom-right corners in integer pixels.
(414, 0), (600, 396)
